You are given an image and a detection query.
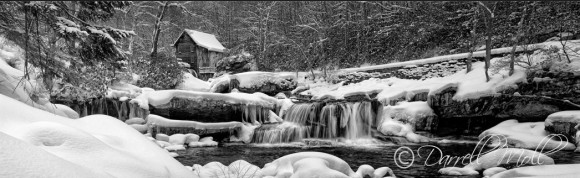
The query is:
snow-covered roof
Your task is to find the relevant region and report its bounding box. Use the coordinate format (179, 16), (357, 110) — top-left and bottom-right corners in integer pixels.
(174, 29), (226, 53)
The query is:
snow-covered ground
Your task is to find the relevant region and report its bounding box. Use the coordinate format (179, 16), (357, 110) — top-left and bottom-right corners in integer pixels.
(0, 94), (195, 177)
(299, 40), (580, 104)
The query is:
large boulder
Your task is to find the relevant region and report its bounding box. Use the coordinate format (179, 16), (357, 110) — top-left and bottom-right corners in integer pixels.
(149, 97), (272, 123)
(230, 72), (297, 96)
(429, 86), (580, 135)
(545, 111), (580, 149)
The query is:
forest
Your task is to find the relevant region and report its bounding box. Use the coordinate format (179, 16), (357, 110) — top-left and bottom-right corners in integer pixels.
(1, 1), (580, 100)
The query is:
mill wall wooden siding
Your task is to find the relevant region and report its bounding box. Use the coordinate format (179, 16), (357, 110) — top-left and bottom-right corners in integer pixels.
(174, 34), (222, 81)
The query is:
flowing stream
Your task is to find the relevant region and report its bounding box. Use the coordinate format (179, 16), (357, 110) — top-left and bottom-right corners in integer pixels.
(175, 142), (580, 177)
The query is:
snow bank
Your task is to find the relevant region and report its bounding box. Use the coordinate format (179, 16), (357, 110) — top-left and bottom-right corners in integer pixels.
(479, 120), (576, 151)
(261, 152), (396, 178)
(54, 104), (79, 119)
(0, 45), (70, 118)
(439, 148), (554, 176)
(132, 90), (276, 110)
(0, 94), (194, 177)
(175, 72), (210, 92)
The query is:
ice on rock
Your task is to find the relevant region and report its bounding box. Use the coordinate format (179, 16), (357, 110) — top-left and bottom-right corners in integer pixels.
(480, 119), (576, 151)
(269, 110), (283, 123)
(439, 148), (554, 176)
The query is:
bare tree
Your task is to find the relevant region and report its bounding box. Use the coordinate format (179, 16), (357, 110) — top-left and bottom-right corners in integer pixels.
(509, 5), (530, 76)
(150, 1), (170, 57)
(478, 1), (494, 82)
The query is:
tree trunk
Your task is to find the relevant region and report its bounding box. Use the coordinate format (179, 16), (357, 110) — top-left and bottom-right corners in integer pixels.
(509, 6), (528, 76)
(466, 15), (478, 73)
(484, 15), (491, 82)
(150, 1), (170, 57)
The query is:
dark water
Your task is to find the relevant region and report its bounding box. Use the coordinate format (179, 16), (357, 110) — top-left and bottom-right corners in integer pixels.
(175, 141), (580, 178)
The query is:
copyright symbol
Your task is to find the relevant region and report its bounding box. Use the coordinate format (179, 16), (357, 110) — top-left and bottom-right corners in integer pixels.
(394, 146), (414, 169)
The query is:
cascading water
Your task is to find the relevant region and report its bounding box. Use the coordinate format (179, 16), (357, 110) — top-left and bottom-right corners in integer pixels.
(251, 101), (377, 143)
(68, 98), (148, 121)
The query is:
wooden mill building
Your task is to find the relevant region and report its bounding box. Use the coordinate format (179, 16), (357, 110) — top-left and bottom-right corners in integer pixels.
(173, 29), (226, 81)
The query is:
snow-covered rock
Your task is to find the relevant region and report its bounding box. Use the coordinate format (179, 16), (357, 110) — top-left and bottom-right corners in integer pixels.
(480, 119), (576, 151)
(125, 117), (146, 125)
(155, 133), (170, 142)
(544, 111), (580, 151)
(377, 103), (431, 143)
(168, 133), (188, 145)
(185, 133), (200, 144)
(175, 72), (210, 92)
(261, 152), (395, 178)
(439, 148), (554, 176)
(490, 163), (580, 178)
(193, 160), (262, 178)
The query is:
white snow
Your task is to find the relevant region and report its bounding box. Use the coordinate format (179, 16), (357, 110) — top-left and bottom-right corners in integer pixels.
(208, 73), (232, 93)
(183, 29), (226, 52)
(490, 163), (580, 178)
(341, 40), (580, 73)
(545, 111), (580, 152)
(439, 148), (554, 176)
(86, 26), (116, 44)
(175, 72), (210, 92)
(125, 117), (146, 125)
(106, 80), (145, 99)
(192, 160), (262, 178)
(132, 90), (276, 110)
(302, 40), (580, 102)
(232, 71), (297, 89)
(147, 114), (243, 130)
(0, 43), (70, 118)
(0, 94), (194, 177)
(480, 119), (576, 151)
(376, 102), (431, 142)
(261, 151), (396, 178)
(54, 104), (79, 119)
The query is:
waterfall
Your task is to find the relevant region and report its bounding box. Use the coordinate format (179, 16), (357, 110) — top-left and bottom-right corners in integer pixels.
(67, 98), (148, 121)
(251, 101), (377, 143)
